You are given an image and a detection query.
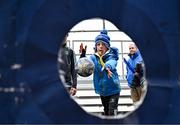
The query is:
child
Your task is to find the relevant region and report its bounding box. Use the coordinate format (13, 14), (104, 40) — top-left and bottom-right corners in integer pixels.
(80, 29), (120, 116)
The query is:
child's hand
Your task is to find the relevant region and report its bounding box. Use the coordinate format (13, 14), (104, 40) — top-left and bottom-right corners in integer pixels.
(106, 68), (112, 78)
(79, 43), (87, 58)
(134, 72), (139, 77)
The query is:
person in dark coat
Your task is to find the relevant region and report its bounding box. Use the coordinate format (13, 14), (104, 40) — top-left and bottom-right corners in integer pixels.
(58, 34), (77, 96)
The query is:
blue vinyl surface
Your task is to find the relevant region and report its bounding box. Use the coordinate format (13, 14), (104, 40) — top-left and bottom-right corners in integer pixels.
(0, 0), (180, 124)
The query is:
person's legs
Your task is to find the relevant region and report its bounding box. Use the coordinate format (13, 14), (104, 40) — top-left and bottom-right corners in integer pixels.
(131, 85), (145, 103)
(140, 84), (146, 100)
(137, 86), (142, 98)
(131, 88), (140, 102)
(100, 96), (109, 115)
(108, 93), (119, 116)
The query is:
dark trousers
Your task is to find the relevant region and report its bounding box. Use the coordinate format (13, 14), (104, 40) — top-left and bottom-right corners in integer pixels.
(100, 93), (119, 116)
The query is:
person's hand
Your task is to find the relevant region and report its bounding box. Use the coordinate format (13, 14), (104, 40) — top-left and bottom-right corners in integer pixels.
(70, 87), (77, 96)
(79, 43), (87, 58)
(106, 68), (113, 78)
(134, 72), (139, 77)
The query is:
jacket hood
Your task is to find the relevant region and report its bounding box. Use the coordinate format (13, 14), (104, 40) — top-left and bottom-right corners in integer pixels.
(109, 47), (119, 60)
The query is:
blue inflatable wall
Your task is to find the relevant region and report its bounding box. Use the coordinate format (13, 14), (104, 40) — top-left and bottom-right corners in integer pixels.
(0, 0), (180, 124)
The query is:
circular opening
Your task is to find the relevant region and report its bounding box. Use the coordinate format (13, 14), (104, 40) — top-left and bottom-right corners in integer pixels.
(57, 18), (147, 119)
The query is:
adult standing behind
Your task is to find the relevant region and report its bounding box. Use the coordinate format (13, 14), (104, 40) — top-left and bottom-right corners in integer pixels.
(58, 34), (77, 96)
(124, 42), (145, 103)
(79, 29), (121, 116)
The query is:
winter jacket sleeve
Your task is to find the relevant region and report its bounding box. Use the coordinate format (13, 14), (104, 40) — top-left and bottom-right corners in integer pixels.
(104, 47), (119, 70)
(70, 49), (77, 88)
(104, 59), (117, 70)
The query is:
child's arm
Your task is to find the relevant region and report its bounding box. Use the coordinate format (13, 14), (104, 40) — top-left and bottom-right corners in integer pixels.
(104, 47), (119, 70)
(104, 59), (117, 78)
(106, 68), (112, 78)
(105, 59), (117, 71)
